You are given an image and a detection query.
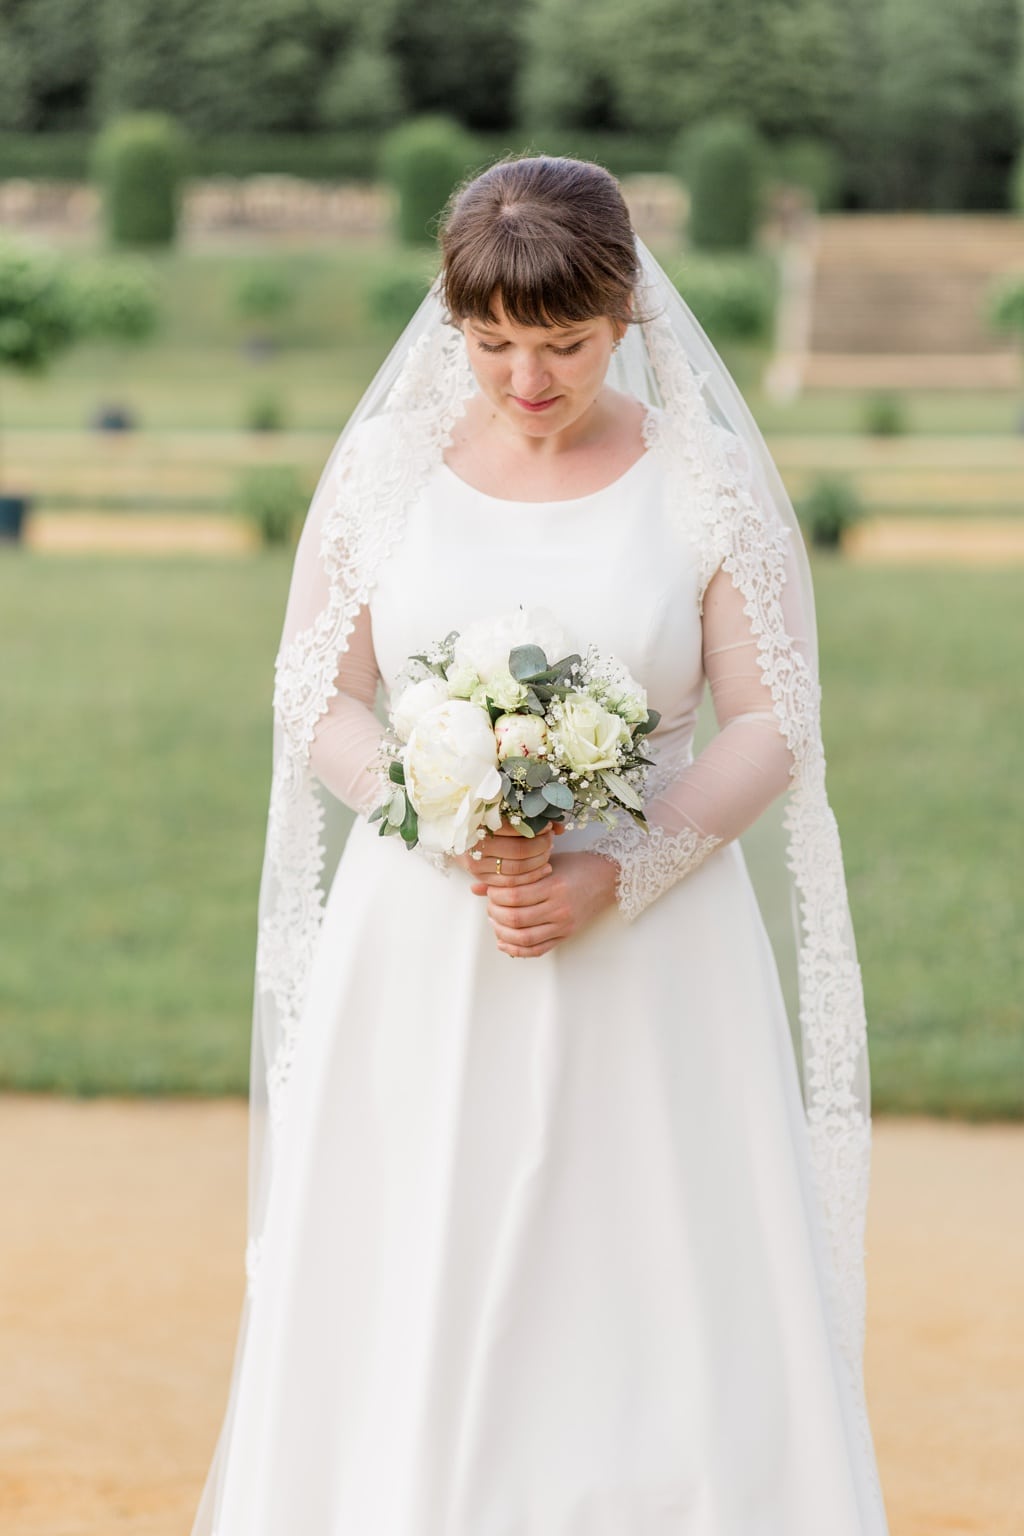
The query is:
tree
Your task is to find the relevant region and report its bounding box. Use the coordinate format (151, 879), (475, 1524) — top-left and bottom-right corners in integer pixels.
(390, 0), (526, 131)
(874, 0), (1020, 209)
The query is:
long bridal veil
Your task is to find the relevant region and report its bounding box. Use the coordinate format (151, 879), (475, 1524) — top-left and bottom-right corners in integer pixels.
(192, 232), (872, 1533)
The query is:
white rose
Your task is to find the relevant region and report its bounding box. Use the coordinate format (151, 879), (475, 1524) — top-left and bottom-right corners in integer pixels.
(404, 700), (503, 855)
(391, 675), (450, 742)
(551, 694), (629, 772)
(494, 713), (550, 761)
(602, 682), (649, 726)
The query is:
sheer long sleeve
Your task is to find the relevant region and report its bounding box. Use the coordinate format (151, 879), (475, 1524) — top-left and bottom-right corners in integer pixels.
(591, 565), (797, 921)
(307, 602), (385, 817)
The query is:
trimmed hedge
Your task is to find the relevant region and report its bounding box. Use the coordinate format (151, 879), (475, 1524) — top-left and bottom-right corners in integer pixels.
(0, 130), (674, 187)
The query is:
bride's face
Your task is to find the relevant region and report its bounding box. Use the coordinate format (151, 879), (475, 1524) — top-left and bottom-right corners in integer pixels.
(460, 293), (623, 438)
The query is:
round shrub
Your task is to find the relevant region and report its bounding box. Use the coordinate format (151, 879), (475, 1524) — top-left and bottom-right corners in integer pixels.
(382, 117), (481, 247)
(245, 391), (287, 433)
(235, 465), (305, 545)
(92, 114), (190, 248)
(798, 475), (864, 551)
(66, 260), (160, 344)
(674, 258), (774, 343)
(861, 391), (908, 437)
(0, 240), (77, 372)
(365, 267), (433, 334)
(675, 115), (765, 252)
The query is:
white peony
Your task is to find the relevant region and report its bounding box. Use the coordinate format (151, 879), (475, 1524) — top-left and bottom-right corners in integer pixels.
(404, 700), (504, 855)
(494, 713), (550, 761)
(391, 675), (450, 742)
(551, 694), (630, 772)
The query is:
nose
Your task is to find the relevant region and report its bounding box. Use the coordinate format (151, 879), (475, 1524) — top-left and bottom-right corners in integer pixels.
(509, 350), (551, 400)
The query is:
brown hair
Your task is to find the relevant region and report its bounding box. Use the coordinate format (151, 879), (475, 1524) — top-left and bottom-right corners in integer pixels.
(439, 156), (639, 329)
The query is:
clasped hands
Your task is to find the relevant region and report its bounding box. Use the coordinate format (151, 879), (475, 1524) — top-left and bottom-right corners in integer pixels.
(452, 821), (618, 959)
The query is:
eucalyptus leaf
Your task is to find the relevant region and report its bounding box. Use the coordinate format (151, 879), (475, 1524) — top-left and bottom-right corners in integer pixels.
(521, 789), (549, 816)
(525, 814), (550, 835)
(524, 759), (552, 787)
(367, 804), (384, 823)
(602, 770), (644, 812)
(499, 771), (512, 798)
(508, 644), (549, 681)
(387, 787), (406, 824)
(542, 780), (574, 810)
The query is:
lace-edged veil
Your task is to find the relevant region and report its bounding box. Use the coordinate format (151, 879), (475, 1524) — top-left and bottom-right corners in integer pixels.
(195, 230), (872, 1536)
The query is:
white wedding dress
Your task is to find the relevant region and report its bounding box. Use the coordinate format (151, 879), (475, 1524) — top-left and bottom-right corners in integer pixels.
(197, 443), (889, 1535)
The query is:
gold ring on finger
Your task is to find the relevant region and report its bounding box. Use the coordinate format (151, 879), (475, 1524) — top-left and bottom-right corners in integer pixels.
(495, 857), (503, 875)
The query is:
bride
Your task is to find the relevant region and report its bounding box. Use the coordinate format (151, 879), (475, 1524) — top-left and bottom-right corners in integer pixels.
(193, 156), (889, 1534)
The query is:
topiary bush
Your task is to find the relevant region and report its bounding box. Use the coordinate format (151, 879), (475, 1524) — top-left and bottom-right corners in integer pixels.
(798, 474), (865, 551)
(382, 116), (481, 247)
(92, 114), (190, 248)
(675, 114), (765, 252)
(771, 138), (842, 212)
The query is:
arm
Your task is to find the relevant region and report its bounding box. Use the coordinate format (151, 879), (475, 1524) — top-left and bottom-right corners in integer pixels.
(483, 564), (801, 955)
(307, 602), (386, 817)
(590, 563), (797, 920)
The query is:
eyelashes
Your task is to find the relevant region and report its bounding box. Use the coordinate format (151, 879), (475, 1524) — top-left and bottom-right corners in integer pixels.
(475, 340), (586, 357)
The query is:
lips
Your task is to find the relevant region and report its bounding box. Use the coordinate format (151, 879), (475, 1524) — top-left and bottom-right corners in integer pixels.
(512, 395), (559, 413)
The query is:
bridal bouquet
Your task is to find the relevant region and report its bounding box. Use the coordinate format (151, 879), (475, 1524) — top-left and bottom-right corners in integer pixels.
(369, 609), (659, 856)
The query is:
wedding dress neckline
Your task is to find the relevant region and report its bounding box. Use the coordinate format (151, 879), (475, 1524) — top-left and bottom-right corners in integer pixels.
(438, 397), (656, 506)
(437, 446), (652, 507)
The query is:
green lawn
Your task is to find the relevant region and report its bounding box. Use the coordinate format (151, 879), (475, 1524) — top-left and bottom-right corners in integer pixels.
(0, 555), (1020, 1115)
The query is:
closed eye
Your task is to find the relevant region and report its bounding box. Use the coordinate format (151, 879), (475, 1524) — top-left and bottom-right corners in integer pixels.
(475, 339), (586, 356)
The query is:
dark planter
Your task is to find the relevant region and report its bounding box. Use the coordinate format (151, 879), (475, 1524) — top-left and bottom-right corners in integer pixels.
(0, 494), (30, 544)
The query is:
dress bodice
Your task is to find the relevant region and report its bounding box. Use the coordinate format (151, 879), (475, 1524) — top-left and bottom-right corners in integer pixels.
(369, 445), (707, 796)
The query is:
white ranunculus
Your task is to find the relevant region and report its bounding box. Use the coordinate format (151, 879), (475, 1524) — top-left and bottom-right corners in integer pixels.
(494, 713), (550, 761)
(404, 700), (503, 855)
(391, 675), (450, 742)
(552, 694), (630, 772)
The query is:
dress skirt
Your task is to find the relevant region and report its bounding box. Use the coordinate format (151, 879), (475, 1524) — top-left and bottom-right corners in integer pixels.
(208, 816), (887, 1536)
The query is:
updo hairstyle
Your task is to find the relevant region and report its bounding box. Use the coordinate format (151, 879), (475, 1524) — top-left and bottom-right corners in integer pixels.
(438, 156), (640, 331)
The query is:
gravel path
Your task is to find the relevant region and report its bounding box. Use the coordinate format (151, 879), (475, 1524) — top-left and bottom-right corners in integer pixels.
(1, 1098), (1020, 1535)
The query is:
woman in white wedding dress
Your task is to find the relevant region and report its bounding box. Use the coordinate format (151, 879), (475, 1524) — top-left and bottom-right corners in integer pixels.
(193, 157), (889, 1534)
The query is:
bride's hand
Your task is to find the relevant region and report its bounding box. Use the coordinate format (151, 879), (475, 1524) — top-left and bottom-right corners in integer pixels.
(452, 820), (562, 888)
(477, 851), (618, 959)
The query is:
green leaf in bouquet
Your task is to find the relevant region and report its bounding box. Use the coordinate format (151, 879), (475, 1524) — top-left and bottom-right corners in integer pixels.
(635, 709), (661, 737)
(500, 754), (529, 774)
(515, 821), (536, 837)
(541, 780), (574, 810)
(521, 789), (549, 816)
(524, 759), (553, 788)
(508, 644), (550, 681)
(524, 813), (551, 835)
(499, 771), (512, 798)
(601, 770), (644, 812)
(524, 691), (547, 714)
(399, 796), (419, 843)
(368, 804), (384, 823)
(386, 787), (406, 826)
(388, 760), (406, 785)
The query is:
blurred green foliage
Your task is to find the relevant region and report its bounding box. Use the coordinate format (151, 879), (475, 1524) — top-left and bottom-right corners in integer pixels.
(675, 115), (765, 251)
(0, 0), (1021, 210)
(673, 255), (776, 342)
(798, 474), (865, 548)
(861, 392), (909, 438)
(92, 113), (189, 247)
(382, 116), (482, 246)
